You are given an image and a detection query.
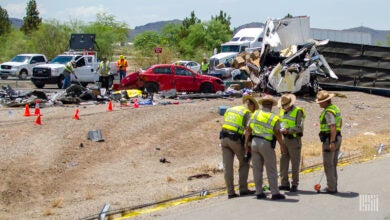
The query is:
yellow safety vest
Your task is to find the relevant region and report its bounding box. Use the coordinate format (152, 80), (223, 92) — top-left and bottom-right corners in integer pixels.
(201, 61), (209, 71)
(279, 106), (305, 138)
(250, 110), (279, 141)
(64, 62), (74, 73)
(319, 104), (342, 132)
(99, 61), (110, 75)
(222, 105), (250, 135)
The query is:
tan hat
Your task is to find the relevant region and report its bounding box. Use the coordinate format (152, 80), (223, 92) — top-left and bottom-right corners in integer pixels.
(242, 95), (259, 110)
(315, 90), (335, 103)
(278, 93), (296, 108)
(258, 95), (277, 106)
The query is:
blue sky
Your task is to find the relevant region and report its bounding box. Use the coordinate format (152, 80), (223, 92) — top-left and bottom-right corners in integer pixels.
(2, 0), (390, 30)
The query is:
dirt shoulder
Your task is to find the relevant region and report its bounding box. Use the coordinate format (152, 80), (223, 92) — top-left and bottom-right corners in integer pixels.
(0, 91), (389, 219)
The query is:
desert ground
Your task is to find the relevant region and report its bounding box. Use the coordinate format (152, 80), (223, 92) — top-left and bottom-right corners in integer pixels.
(0, 81), (389, 219)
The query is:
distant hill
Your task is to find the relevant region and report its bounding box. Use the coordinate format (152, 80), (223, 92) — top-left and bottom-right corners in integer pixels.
(10, 18), (23, 29)
(344, 26), (390, 46)
(128, 19), (182, 41)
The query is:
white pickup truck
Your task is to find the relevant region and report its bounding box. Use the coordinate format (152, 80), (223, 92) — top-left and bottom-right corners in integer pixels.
(31, 52), (101, 88)
(0, 54), (47, 80)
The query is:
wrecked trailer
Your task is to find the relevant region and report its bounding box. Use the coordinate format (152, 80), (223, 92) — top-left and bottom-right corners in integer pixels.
(233, 16), (338, 96)
(316, 41), (390, 97)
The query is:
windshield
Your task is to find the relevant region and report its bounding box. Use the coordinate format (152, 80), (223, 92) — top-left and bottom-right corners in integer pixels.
(11, 55), (31, 63)
(221, 45), (240, 53)
(49, 56), (73, 64)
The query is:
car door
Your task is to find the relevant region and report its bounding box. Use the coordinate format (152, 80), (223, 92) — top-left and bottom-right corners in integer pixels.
(29, 56), (46, 74)
(174, 66), (197, 92)
(73, 55), (98, 82)
(149, 66), (174, 91)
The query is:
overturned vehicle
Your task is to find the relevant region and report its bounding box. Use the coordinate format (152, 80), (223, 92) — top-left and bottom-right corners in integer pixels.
(228, 16), (338, 96)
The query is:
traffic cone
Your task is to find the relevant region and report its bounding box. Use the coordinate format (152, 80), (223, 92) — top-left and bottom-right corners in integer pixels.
(107, 100), (113, 111)
(73, 108), (80, 120)
(23, 104), (31, 116)
(35, 114), (42, 125)
(133, 98), (139, 108)
(34, 100), (41, 116)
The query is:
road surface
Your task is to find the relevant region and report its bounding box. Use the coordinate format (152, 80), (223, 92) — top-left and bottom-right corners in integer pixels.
(150, 154), (390, 220)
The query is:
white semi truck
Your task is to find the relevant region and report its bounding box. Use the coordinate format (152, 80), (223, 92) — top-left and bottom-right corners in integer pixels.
(208, 27), (264, 71)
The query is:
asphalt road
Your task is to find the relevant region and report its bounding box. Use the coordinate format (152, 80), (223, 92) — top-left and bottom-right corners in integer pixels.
(154, 154), (390, 220)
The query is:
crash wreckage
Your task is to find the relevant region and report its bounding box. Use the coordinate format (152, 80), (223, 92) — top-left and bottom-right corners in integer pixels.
(213, 16), (338, 96)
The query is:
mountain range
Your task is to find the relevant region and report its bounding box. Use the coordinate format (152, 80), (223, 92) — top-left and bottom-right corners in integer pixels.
(10, 18), (389, 46)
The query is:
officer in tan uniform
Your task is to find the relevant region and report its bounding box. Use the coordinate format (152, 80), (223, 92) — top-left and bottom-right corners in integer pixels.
(316, 90), (342, 194)
(245, 95), (286, 200)
(220, 95), (258, 199)
(278, 94), (305, 192)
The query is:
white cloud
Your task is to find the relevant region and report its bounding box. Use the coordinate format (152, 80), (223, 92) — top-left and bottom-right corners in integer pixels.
(4, 3), (25, 17)
(63, 5), (107, 21)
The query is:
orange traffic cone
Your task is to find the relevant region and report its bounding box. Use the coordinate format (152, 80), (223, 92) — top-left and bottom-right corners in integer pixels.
(133, 98), (139, 108)
(34, 100), (41, 116)
(35, 114), (42, 125)
(107, 100), (113, 111)
(73, 108), (80, 120)
(23, 104), (31, 116)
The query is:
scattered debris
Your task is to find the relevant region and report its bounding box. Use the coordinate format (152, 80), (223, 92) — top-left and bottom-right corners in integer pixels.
(363, 132), (376, 136)
(87, 130), (104, 142)
(159, 158), (170, 163)
(187, 173), (212, 181)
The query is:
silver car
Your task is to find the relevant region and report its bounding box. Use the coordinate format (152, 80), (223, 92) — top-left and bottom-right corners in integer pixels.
(174, 60), (201, 73)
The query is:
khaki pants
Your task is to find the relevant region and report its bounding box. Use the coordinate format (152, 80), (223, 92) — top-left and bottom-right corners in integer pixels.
(221, 137), (250, 195)
(322, 136), (342, 191)
(280, 137), (302, 187)
(251, 137), (280, 195)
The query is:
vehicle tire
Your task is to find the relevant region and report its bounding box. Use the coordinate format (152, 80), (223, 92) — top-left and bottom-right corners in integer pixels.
(1, 75), (8, 80)
(145, 82), (159, 93)
(200, 83), (214, 93)
(19, 70), (28, 80)
(33, 82), (45, 89)
(57, 75), (64, 89)
(309, 78), (319, 97)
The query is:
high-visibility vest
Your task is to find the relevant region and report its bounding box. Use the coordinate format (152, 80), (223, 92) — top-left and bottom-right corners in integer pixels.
(222, 105), (250, 135)
(201, 61), (209, 71)
(99, 61), (110, 75)
(319, 104), (342, 132)
(250, 110), (279, 141)
(64, 62), (74, 73)
(117, 60), (128, 71)
(279, 106), (306, 138)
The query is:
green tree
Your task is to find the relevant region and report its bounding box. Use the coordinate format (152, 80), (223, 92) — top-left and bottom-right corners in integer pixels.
(180, 11), (201, 39)
(375, 41), (382, 46)
(211, 10), (231, 28)
(0, 6), (11, 35)
(21, 0), (42, 34)
(29, 21), (72, 59)
(81, 13), (128, 59)
(133, 31), (162, 56)
(0, 30), (29, 62)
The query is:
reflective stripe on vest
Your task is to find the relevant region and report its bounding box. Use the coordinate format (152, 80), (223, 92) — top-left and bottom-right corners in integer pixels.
(279, 106), (306, 137)
(250, 110), (279, 141)
(201, 62), (209, 71)
(319, 104), (342, 132)
(222, 105), (250, 135)
(64, 62), (73, 73)
(99, 61), (110, 75)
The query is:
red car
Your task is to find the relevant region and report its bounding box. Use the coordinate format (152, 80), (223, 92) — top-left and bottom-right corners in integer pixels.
(113, 64), (225, 93)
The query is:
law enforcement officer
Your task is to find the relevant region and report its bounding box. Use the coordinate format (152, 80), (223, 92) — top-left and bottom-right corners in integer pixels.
(220, 95), (258, 199)
(316, 90), (342, 194)
(245, 95), (286, 200)
(278, 94), (305, 192)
